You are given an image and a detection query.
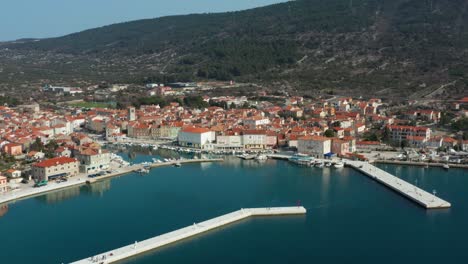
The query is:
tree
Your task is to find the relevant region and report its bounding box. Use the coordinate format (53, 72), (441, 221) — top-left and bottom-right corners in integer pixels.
(30, 137), (44, 152)
(363, 131), (379, 142)
(400, 140), (409, 150)
(382, 127), (390, 143)
(324, 129), (335, 138)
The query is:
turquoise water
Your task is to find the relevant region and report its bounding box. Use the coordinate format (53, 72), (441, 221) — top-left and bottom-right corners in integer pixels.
(0, 154), (466, 264)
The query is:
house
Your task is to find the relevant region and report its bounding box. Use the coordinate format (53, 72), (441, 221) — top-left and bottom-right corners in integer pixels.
(426, 137), (443, 149)
(76, 148), (111, 174)
(71, 133), (93, 146)
(32, 157), (79, 181)
(127, 122), (151, 138)
(2, 143), (22, 156)
(356, 141), (382, 150)
(27, 151), (45, 161)
(216, 134), (243, 150)
(157, 122), (183, 139)
(54, 146), (71, 157)
(333, 127), (345, 138)
(241, 130), (267, 149)
(0, 175), (7, 193)
(442, 137), (458, 148)
(5, 169), (22, 182)
(297, 136), (331, 158)
(288, 134), (299, 149)
(243, 116), (270, 128)
(105, 124), (121, 140)
(386, 125), (431, 141)
(406, 136), (427, 148)
(331, 139), (350, 156)
(178, 127), (215, 149)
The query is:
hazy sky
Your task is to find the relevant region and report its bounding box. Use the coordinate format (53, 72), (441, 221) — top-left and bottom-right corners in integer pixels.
(0, 0), (287, 41)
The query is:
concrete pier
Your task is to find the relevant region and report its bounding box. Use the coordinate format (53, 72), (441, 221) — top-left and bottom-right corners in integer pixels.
(346, 160), (451, 209)
(71, 207), (306, 264)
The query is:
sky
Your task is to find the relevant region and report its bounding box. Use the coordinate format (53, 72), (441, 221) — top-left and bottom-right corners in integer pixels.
(0, 0), (287, 41)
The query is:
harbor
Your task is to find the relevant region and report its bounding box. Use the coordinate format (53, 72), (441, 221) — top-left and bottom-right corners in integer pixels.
(71, 207), (306, 264)
(0, 158), (223, 206)
(0, 156), (465, 264)
(346, 160), (451, 209)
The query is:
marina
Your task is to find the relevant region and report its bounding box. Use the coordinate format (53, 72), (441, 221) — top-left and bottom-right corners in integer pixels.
(71, 207), (307, 264)
(0, 158), (223, 206)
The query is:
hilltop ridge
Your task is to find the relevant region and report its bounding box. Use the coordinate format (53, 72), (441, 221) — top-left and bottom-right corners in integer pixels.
(1, 0), (468, 98)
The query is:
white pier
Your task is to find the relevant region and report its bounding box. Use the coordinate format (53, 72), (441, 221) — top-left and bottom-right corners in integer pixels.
(346, 160), (451, 209)
(71, 206), (306, 264)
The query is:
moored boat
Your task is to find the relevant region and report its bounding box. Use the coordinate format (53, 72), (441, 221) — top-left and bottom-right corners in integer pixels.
(334, 162), (344, 168)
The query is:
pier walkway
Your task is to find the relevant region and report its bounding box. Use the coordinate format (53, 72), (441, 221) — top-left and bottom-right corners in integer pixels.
(71, 207), (306, 264)
(346, 160), (451, 209)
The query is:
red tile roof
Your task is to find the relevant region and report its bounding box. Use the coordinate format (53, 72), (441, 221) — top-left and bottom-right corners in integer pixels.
(181, 127), (210, 134)
(33, 157), (77, 168)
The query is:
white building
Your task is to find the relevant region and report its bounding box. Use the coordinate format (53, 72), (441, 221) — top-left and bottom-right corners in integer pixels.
(243, 117), (270, 128)
(216, 135), (243, 150)
(76, 149), (111, 174)
(387, 125), (431, 141)
(298, 136), (331, 158)
(32, 157), (79, 181)
(178, 127), (215, 149)
(242, 131), (267, 149)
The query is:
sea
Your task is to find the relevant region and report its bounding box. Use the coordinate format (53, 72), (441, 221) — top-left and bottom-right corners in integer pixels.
(0, 150), (466, 264)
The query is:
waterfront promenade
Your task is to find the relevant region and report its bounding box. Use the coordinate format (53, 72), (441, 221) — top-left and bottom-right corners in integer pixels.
(346, 160), (451, 209)
(375, 160), (468, 169)
(0, 159), (223, 206)
(71, 206), (307, 264)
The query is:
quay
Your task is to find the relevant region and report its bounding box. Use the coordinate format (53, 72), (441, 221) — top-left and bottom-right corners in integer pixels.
(346, 160), (451, 209)
(375, 160), (468, 169)
(71, 206), (307, 264)
(0, 159), (223, 206)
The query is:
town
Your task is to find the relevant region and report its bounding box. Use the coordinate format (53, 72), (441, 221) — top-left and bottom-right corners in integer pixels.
(0, 82), (467, 201)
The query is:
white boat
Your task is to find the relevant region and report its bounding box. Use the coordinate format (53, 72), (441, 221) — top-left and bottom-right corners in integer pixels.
(443, 164), (450, 170)
(325, 162), (332, 167)
(315, 162), (324, 168)
(334, 162), (344, 168)
(256, 155), (268, 161)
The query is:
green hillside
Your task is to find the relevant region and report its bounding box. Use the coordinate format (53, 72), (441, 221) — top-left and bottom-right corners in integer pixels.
(3, 0), (468, 98)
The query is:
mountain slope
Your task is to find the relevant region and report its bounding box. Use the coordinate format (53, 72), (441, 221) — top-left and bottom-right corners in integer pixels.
(1, 0), (468, 98)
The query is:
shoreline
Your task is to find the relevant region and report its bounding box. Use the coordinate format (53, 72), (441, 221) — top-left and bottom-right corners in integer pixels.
(0, 159), (223, 206)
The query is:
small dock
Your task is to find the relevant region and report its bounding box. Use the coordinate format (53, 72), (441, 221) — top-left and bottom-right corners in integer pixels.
(71, 206), (306, 264)
(346, 160), (451, 209)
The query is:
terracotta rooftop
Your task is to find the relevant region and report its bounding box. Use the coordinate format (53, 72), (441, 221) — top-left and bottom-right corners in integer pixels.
(33, 157), (77, 168)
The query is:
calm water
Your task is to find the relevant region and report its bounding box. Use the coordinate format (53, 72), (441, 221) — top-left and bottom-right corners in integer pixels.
(0, 154), (466, 264)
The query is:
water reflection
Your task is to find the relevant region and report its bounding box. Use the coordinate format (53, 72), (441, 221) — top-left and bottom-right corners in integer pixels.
(0, 204), (8, 218)
(34, 180), (112, 204)
(82, 180), (111, 197)
(36, 187), (81, 204)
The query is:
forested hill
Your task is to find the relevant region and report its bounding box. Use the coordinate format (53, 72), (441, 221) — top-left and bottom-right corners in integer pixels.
(2, 0), (468, 98)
